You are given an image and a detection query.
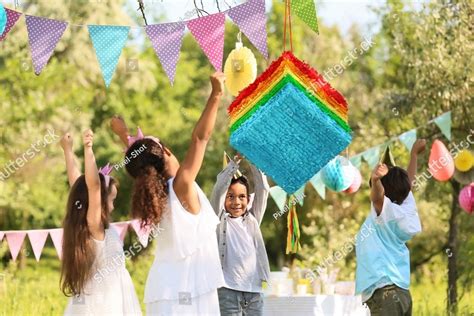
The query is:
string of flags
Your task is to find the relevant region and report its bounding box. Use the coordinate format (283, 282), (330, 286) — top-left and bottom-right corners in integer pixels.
(0, 219), (152, 262)
(269, 111), (452, 207)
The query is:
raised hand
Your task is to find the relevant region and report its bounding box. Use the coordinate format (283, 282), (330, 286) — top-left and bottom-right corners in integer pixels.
(210, 72), (226, 96)
(372, 163), (389, 181)
(83, 129), (94, 148)
(60, 133), (73, 151)
(411, 139), (426, 156)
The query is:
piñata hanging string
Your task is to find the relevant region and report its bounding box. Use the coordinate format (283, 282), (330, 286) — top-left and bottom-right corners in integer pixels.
(283, 0), (294, 52)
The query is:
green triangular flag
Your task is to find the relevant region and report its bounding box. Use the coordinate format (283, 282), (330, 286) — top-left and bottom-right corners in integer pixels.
(309, 172), (325, 200)
(362, 146), (381, 169)
(293, 185), (305, 206)
(433, 112), (451, 141)
(380, 144), (396, 167)
(291, 0), (319, 34)
(350, 154), (362, 169)
(399, 129), (417, 151)
(269, 186), (287, 212)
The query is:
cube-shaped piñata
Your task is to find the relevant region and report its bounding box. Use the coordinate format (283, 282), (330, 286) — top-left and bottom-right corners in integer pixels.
(228, 51), (352, 193)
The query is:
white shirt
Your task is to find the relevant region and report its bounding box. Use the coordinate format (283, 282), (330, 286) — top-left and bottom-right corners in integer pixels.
(223, 213), (261, 293)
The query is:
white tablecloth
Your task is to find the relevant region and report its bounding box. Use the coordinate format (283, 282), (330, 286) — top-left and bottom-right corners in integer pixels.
(263, 295), (370, 316)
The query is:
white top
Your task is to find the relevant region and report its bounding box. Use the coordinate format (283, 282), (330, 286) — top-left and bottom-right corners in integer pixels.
(144, 177), (225, 303)
(64, 228), (142, 315)
(223, 213), (261, 293)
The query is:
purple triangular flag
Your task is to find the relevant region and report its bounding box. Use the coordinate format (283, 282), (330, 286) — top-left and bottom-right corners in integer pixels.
(145, 22), (185, 85)
(228, 0), (268, 58)
(0, 8), (22, 41)
(25, 15), (68, 75)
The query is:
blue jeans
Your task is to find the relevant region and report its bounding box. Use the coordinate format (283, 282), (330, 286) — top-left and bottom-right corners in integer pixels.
(217, 287), (263, 316)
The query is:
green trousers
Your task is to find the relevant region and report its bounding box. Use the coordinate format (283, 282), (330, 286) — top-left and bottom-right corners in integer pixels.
(366, 285), (413, 316)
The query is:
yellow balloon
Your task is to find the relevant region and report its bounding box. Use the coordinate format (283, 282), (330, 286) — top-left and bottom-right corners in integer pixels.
(455, 150), (474, 172)
(224, 43), (258, 96)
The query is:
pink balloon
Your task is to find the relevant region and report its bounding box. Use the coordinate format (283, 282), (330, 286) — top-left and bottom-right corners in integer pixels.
(344, 165), (362, 194)
(428, 140), (454, 181)
(459, 183), (474, 214)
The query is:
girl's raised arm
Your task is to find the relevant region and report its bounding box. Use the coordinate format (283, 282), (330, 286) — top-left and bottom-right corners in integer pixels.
(60, 133), (81, 187)
(83, 129), (104, 239)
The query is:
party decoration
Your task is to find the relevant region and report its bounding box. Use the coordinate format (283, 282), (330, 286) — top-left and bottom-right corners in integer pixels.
(309, 172), (326, 200)
(227, 0), (268, 58)
(380, 145), (396, 167)
(350, 154), (362, 169)
(344, 164), (362, 194)
(286, 197), (301, 254)
(428, 140), (454, 181)
(111, 222), (129, 242)
(0, 4), (7, 35)
(0, 231), (4, 241)
(454, 150), (473, 172)
(294, 185), (305, 206)
(49, 228), (63, 260)
(88, 25), (130, 87)
(27, 230), (49, 262)
(224, 40), (258, 96)
(291, 0), (319, 34)
(25, 15), (68, 75)
(270, 186), (288, 212)
(459, 183), (474, 214)
(433, 111), (451, 141)
(6, 232), (26, 261)
(187, 13), (226, 71)
(145, 22), (185, 85)
(0, 8), (21, 41)
(399, 129), (417, 152)
(228, 51), (351, 193)
(99, 163), (113, 187)
(362, 146), (380, 169)
(131, 220), (151, 247)
(454, 169), (474, 185)
(321, 156), (355, 192)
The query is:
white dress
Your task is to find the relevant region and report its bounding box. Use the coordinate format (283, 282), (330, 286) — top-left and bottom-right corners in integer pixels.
(145, 177), (225, 315)
(64, 228), (142, 315)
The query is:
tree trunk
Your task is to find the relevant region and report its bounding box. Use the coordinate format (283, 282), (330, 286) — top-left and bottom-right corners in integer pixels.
(447, 180), (460, 315)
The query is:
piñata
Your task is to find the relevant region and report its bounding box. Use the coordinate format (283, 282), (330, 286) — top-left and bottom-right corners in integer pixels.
(228, 51), (352, 193)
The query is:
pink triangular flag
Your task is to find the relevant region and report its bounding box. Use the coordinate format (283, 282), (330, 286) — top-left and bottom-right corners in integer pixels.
(187, 13), (226, 71)
(0, 231), (4, 241)
(25, 15), (68, 75)
(0, 8), (22, 41)
(111, 222), (129, 242)
(49, 228), (63, 260)
(27, 230), (49, 262)
(5, 231), (27, 261)
(228, 0), (268, 58)
(130, 219), (151, 247)
(145, 22), (185, 85)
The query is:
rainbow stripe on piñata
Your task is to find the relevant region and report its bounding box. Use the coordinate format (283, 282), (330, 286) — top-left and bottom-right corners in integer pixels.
(228, 51), (352, 193)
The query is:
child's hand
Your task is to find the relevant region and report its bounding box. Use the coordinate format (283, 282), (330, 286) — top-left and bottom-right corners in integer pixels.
(60, 133), (73, 151)
(411, 139), (426, 156)
(371, 163), (389, 181)
(210, 72), (226, 96)
(110, 115), (128, 136)
(234, 153), (243, 164)
(83, 129), (94, 148)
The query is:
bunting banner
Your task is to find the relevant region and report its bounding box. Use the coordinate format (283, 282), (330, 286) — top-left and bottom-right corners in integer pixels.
(49, 228), (63, 260)
(187, 12), (226, 71)
(25, 15), (68, 75)
(291, 0), (319, 34)
(0, 8), (21, 41)
(399, 129), (417, 151)
(362, 145), (381, 169)
(0, 231), (4, 241)
(294, 185), (305, 206)
(111, 222), (129, 242)
(27, 230), (49, 262)
(145, 22), (186, 85)
(130, 220), (151, 248)
(0, 4), (6, 35)
(309, 171), (325, 200)
(228, 0), (268, 58)
(350, 154), (362, 169)
(5, 231), (26, 261)
(269, 186), (287, 212)
(433, 111), (452, 141)
(88, 25), (130, 87)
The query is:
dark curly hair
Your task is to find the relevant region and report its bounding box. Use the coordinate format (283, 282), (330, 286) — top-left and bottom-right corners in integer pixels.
(125, 138), (169, 227)
(380, 166), (411, 205)
(230, 175), (250, 196)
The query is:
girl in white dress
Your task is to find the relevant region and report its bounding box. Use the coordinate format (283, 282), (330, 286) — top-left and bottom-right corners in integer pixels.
(59, 131), (142, 315)
(116, 72), (226, 315)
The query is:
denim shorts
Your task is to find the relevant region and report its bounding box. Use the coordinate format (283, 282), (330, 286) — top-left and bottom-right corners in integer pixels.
(366, 285), (412, 316)
(217, 287), (264, 316)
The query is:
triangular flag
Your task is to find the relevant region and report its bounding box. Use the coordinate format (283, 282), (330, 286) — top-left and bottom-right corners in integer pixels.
(223, 151), (231, 168)
(131, 220), (151, 247)
(49, 228), (63, 260)
(380, 144), (396, 167)
(269, 186), (287, 212)
(88, 25), (130, 87)
(0, 231), (4, 241)
(228, 0), (268, 58)
(350, 154), (362, 169)
(291, 0), (319, 34)
(25, 15), (68, 75)
(111, 222), (129, 242)
(293, 185), (305, 206)
(434, 112), (451, 141)
(27, 230), (49, 262)
(0, 8), (22, 41)
(145, 22), (185, 85)
(362, 146), (381, 169)
(399, 129), (417, 151)
(309, 172), (325, 200)
(5, 231), (26, 261)
(187, 13), (226, 71)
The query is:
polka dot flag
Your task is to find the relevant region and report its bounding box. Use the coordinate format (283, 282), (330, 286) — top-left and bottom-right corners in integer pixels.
(145, 22), (185, 85)
(291, 0), (319, 34)
(228, 0), (268, 59)
(187, 13), (226, 72)
(0, 8), (22, 41)
(25, 15), (68, 75)
(88, 25), (130, 87)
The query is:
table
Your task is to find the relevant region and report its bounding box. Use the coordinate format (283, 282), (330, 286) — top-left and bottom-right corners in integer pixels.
(263, 294), (370, 316)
